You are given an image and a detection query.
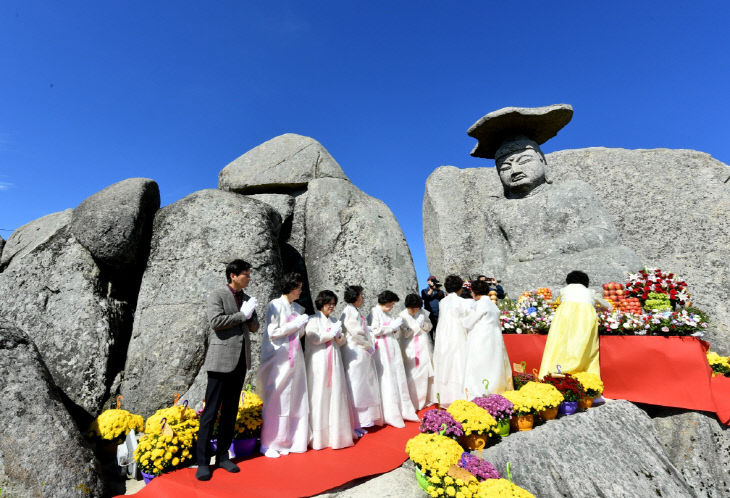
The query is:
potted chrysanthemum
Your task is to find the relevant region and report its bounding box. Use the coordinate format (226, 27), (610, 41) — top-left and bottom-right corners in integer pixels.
(446, 400), (498, 450)
(572, 372), (604, 409)
(230, 389), (263, 457)
(419, 408), (464, 439)
(134, 417), (198, 483)
(405, 432), (465, 491)
(472, 394), (514, 438)
(87, 408), (144, 457)
(541, 374), (586, 416)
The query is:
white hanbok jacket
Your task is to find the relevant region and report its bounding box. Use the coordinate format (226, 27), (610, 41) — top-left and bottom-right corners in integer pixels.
(257, 296), (309, 453)
(432, 293), (472, 406)
(398, 308), (434, 410)
(305, 311), (355, 450)
(340, 304), (383, 428)
(462, 297), (513, 398)
(368, 305), (418, 428)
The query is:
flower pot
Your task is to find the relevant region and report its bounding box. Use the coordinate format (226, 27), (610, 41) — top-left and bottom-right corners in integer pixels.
(515, 414), (534, 431)
(578, 398), (593, 410)
(593, 396), (605, 406)
(458, 433), (489, 451)
(558, 401), (579, 416)
(141, 471), (156, 485)
(497, 418), (510, 437)
(539, 406), (558, 421)
(415, 467), (430, 492)
(210, 439), (218, 453)
(230, 437), (257, 458)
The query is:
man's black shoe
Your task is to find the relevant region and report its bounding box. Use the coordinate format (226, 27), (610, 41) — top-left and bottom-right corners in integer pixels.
(195, 465), (212, 481)
(217, 459), (240, 473)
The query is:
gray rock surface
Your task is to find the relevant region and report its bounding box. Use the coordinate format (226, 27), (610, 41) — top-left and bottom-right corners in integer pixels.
(652, 409), (730, 497)
(481, 400), (695, 497)
(548, 148), (730, 353)
(0, 209), (71, 268)
(0, 322), (106, 497)
(316, 464), (422, 497)
(70, 178), (160, 270)
(0, 224), (128, 415)
(305, 178), (418, 314)
(219, 134), (350, 194)
(0, 235), (4, 259)
(120, 189), (282, 416)
(247, 193), (294, 237)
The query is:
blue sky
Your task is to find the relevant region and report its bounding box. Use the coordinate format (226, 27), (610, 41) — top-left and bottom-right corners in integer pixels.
(2, 1), (729, 286)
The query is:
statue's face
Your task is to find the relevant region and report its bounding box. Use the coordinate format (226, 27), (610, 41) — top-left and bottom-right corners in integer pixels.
(495, 147), (546, 195)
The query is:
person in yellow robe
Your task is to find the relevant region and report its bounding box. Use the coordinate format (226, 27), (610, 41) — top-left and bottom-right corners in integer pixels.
(539, 271), (612, 378)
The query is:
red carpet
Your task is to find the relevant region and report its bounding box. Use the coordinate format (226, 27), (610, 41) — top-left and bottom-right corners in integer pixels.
(504, 335), (730, 424)
(122, 411), (428, 498)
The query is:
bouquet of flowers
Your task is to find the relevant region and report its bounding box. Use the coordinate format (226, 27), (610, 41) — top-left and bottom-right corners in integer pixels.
(405, 433), (464, 476)
(471, 394), (514, 422)
(572, 372), (604, 398)
(541, 374), (586, 402)
(133, 418), (198, 476)
(598, 311), (649, 335)
(145, 403), (198, 434)
(646, 310), (708, 336)
(457, 452), (500, 481)
(499, 291), (554, 334)
(478, 478), (536, 497)
(233, 389), (263, 438)
(419, 409), (464, 438)
(446, 400), (498, 436)
(625, 268), (689, 305)
(707, 352), (730, 377)
(87, 409), (143, 444)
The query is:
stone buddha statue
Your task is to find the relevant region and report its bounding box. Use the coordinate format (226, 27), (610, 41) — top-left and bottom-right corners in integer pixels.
(467, 105), (641, 292)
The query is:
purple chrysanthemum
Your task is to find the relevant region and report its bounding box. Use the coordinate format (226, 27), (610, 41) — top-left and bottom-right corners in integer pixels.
(419, 409), (464, 437)
(457, 452), (501, 481)
(472, 394), (514, 421)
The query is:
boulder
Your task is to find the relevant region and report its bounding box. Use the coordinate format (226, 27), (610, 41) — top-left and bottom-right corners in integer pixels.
(0, 322), (106, 497)
(317, 463), (423, 497)
(548, 148), (730, 353)
(0, 209), (71, 268)
(218, 134), (350, 194)
(0, 223), (128, 416)
(652, 408), (730, 497)
(120, 189), (282, 416)
(70, 178), (160, 270)
(0, 235), (4, 259)
(481, 400), (695, 497)
(305, 178), (418, 314)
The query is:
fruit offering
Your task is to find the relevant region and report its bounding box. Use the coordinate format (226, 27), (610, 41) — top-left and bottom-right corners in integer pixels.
(536, 287), (553, 301)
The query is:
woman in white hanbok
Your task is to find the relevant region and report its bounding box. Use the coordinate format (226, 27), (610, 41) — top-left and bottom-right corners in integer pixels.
(432, 275), (473, 407)
(462, 280), (513, 398)
(368, 290), (418, 428)
(257, 273), (310, 458)
(305, 290), (355, 450)
(340, 285), (383, 433)
(398, 293), (434, 410)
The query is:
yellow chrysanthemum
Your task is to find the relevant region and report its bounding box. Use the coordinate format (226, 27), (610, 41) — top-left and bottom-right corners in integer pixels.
(87, 409), (144, 442)
(446, 400), (497, 436)
(572, 372), (604, 397)
(477, 479), (535, 497)
(405, 433), (463, 476)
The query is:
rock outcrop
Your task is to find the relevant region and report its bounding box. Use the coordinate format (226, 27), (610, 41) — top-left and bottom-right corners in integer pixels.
(120, 189), (282, 416)
(219, 134), (350, 194)
(70, 178), (160, 270)
(0, 235), (4, 259)
(0, 209), (72, 268)
(481, 401), (696, 497)
(0, 323), (106, 497)
(0, 221), (128, 416)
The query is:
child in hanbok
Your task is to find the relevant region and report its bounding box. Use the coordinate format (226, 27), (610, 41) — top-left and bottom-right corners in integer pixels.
(368, 290), (418, 427)
(257, 272), (310, 458)
(305, 290), (355, 450)
(340, 285), (383, 434)
(462, 279), (513, 398)
(539, 271), (612, 379)
(398, 294), (434, 410)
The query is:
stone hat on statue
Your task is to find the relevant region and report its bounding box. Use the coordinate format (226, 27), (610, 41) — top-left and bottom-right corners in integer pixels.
(467, 104), (574, 159)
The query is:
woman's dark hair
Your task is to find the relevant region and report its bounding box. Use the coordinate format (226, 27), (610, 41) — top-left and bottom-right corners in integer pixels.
(377, 290), (400, 305)
(566, 270), (590, 287)
(444, 275), (464, 293)
(225, 259), (251, 283)
(280, 272), (304, 295)
(471, 279), (490, 296)
(344, 285), (363, 304)
(314, 290), (338, 310)
(404, 293), (423, 309)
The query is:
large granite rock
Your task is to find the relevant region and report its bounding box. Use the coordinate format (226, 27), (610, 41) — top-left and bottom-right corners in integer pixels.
(652, 408), (730, 497)
(317, 463), (423, 497)
(548, 148), (730, 353)
(0, 222), (128, 416)
(0, 235), (4, 259)
(120, 189), (282, 416)
(219, 134), (350, 194)
(481, 400), (695, 497)
(0, 323), (106, 497)
(0, 209), (72, 268)
(70, 178), (160, 270)
(305, 178), (418, 314)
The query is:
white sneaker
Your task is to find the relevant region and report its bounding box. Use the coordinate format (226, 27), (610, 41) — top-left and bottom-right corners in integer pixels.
(262, 448), (280, 458)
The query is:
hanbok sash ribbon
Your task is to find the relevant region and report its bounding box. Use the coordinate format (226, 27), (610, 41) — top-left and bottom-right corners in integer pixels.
(286, 313), (299, 368)
(414, 334), (421, 367)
